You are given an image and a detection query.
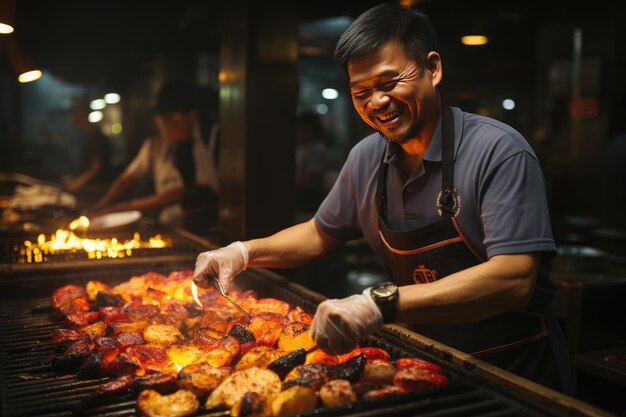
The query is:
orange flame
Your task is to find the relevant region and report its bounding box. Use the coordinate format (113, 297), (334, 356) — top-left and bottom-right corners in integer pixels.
(19, 217), (170, 263)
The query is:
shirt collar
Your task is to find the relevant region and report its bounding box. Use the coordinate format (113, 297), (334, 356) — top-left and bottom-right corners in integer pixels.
(382, 111), (445, 165)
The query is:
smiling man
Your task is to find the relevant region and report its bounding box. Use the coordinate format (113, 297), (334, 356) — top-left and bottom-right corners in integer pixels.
(192, 2), (570, 393)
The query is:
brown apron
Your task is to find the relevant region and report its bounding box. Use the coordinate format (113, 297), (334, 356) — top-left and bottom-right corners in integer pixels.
(376, 107), (571, 392)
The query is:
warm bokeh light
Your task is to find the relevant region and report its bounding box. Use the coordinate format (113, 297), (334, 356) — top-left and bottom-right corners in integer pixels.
(111, 122), (123, 134)
(461, 35), (488, 46)
(0, 23), (14, 34)
(18, 69), (42, 83)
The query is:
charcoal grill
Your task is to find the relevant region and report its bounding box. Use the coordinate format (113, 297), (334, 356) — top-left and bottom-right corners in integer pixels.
(0, 262), (611, 417)
(0, 220), (213, 277)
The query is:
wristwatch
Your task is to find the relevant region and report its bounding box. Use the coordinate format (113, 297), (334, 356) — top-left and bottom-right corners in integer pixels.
(369, 281), (399, 323)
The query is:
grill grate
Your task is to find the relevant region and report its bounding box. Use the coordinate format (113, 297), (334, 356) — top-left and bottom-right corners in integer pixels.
(0, 266), (590, 417)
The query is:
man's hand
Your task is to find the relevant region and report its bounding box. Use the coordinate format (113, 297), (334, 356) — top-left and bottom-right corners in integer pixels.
(310, 288), (383, 355)
(193, 241), (249, 294)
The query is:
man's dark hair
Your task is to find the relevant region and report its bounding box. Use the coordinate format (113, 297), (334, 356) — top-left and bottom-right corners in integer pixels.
(334, 2), (438, 74)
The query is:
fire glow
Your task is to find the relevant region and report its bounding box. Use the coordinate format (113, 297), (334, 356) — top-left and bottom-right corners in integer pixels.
(18, 216), (170, 263)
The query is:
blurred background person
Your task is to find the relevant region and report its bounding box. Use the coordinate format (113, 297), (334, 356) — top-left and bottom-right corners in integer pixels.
(93, 81), (219, 235)
(295, 111), (328, 215)
(62, 97), (113, 203)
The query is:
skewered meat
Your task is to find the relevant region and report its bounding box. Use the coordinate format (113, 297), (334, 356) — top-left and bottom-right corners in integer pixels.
(204, 367), (281, 410)
(319, 379), (357, 408)
(136, 389), (199, 417)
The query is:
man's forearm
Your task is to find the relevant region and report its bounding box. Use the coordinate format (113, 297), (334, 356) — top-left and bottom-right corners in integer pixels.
(245, 218), (343, 269)
(397, 253), (540, 324)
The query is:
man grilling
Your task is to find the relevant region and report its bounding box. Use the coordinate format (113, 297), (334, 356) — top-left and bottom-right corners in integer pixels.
(193, 3), (571, 393)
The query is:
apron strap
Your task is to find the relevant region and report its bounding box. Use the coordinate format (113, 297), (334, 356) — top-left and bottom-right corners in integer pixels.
(375, 149), (389, 219)
(437, 106), (457, 218)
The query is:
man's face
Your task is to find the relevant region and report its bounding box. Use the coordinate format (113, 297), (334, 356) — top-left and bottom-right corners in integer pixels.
(347, 40), (441, 144)
(154, 111), (198, 143)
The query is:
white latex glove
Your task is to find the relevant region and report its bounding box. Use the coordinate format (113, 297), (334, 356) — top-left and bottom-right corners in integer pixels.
(310, 288), (383, 355)
(193, 241), (249, 294)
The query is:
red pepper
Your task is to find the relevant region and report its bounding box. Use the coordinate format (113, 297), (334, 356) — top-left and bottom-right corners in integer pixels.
(395, 357), (442, 373)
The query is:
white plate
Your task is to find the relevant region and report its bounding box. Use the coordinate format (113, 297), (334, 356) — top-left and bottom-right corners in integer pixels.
(89, 210), (142, 230)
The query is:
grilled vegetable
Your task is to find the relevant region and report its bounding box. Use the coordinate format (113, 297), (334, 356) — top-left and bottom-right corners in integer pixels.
(393, 367), (449, 392)
(205, 367), (281, 410)
(176, 363), (232, 399)
(267, 348), (307, 379)
(231, 391), (271, 417)
(136, 389), (199, 417)
(228, 323), (256, 344)
(319, 379), (357, 408)
(327, 354), (366, 382)
(143, 324), (184, 345)
(236, 346), (285, 371)
(394, 357), (442, 373)
(271, 385), (317, 416)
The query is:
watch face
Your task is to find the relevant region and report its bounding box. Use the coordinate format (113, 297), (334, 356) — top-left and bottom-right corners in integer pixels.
(374, 281), (396, 298)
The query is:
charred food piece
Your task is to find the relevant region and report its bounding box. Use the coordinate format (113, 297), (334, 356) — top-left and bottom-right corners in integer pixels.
(95, 375), (134, 396)
(231, 391), (271, 417)
(327, 354), (366, 382)
(228, 323), (256, 344)
(267, 348), (307, 380)
(136, 389), (199, 417)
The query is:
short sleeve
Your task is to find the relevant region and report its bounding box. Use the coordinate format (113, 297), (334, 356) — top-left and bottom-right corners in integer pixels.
(479, 151), (556, 257)
(125, 139), (152, 179)
(314, 151), (363, 242)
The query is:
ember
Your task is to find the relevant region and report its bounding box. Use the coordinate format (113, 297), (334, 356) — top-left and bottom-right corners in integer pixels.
(17, 216), (170, 263)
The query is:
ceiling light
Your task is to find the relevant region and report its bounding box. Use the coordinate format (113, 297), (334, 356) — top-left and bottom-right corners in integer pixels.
(18, 70), (42, 83)
(88, 111), (103, 123)
(461, 35), (488, 46)
(104, 93), (121, 104)
(90, 99), (106, 110)
(502, 99), (515, 110)
(322, 88), (338, 100)
(4, 39), (43, 83)
(0, 0), (15, 34)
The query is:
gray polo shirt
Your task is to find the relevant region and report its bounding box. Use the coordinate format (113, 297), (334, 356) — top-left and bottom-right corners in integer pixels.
(315, 107), (556, 302)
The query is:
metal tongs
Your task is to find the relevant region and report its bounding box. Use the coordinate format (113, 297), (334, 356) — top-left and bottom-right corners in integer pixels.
(191, 275), (253, 319)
